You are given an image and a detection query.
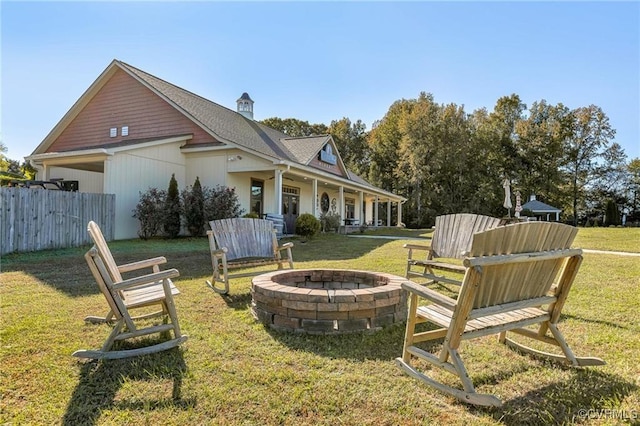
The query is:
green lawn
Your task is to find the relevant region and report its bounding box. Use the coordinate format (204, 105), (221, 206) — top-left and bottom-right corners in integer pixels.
(1, 228), (638, 425)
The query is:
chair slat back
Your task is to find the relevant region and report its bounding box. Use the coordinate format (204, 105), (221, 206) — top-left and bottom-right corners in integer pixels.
(209, 218), (276, 261)
(431, 214), (502, 259)
(87, 221), (123, 283)
(85, 247), (126, 319)
(465, 222), (579, 309)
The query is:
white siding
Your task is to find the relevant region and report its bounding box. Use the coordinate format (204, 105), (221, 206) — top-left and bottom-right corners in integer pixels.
(184, 153), (228, 188)
(107, 142), (186, 239)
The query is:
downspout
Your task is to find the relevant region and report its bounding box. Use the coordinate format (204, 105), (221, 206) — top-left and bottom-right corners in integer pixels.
(28, 159), (45, 180)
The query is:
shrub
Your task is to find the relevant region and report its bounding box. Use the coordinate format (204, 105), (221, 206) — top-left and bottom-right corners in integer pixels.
(320, 212), (341, 232)
(204, 185), (244, 221)
(295, 213), (321, 240)
(243, 212), (260, 218)
(164, 174), (182, 238)
(182, 177), (205, 236)
(132, 188), (166, 239)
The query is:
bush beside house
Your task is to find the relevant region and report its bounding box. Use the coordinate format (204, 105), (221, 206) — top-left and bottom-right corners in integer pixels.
(133, 177), (243, 239)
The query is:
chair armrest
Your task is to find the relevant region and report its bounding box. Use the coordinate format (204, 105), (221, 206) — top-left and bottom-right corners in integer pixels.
(277, 242), (294, 251)
(118, 257), (167, 273)
(401, 281), (457, 311)
(403, 243), (432, 251)
(112, 269), (180, 291)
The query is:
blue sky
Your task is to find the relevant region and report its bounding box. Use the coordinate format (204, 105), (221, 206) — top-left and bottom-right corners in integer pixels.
(2, 1), (639, 162)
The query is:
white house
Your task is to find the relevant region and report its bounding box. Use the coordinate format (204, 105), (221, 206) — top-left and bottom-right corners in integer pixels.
(26, 60), (405, 239)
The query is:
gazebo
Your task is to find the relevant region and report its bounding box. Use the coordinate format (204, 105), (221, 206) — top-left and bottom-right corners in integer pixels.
(521, 195), (562, 222)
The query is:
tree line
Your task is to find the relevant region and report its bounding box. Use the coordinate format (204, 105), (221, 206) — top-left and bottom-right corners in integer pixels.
(261, 93), (639, 227)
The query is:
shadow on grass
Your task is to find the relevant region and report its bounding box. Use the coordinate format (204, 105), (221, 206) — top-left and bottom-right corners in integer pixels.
(62, 347), (193, 425)
(220, 292), (252, 311)
(264, 322), (411, 362)
(3, 234), (391, 297)
(477, 369), (638, 425)
(562, 313), (633, 331)
(1, 244), (212, 298)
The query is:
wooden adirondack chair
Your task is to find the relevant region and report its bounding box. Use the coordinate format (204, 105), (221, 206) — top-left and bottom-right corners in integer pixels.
(397, 222), (605, 407)
(404, 213), (501, 286)
(206, 218), (294, 294)
(73, 221), (187, 360)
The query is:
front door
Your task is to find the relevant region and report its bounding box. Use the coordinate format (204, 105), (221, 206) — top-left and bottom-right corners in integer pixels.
(282, 193), (298, 234)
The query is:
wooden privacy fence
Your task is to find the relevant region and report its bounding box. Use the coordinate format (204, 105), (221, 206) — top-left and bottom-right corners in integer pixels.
(0, 188), (115, 255)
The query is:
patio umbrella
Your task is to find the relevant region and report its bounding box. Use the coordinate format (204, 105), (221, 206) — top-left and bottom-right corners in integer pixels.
(502, 178), (512, 217)
(514, 191), (522, 218)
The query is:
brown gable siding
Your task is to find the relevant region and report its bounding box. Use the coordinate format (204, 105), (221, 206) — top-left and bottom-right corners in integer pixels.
(308, 156), (349, 178)
(47, 69), (216, 153)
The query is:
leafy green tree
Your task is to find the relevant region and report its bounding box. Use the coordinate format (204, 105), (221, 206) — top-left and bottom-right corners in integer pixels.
(260, 117), (328, 137)
(328, 117), (370, 177)
(182, 177), (205, 236)
(515, 100), (570, 212)
(626, 158), (640, 223)
(604, 199), (620, 226)
(368, 98), (414, 193)
(562, 105), (616, 225)
(164, 174), (182, 238)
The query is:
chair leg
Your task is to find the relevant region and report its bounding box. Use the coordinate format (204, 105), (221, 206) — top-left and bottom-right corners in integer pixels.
(206, 257), (230, 294)
(501, 326), (605, 367)
(101, 319), (125, 352)
(162, 284), (182, 339)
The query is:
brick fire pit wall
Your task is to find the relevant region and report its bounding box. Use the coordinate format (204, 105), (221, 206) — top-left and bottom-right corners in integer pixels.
(251, 269), (408, 334)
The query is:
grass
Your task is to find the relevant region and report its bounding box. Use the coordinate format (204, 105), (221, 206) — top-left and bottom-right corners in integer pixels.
(1, 228), (639, 425)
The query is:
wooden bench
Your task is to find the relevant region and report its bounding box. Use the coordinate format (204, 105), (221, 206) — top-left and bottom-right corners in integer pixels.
(404, 213), (501, 286)
(206, 218), (294, 294)
(397, 222), (605, 406)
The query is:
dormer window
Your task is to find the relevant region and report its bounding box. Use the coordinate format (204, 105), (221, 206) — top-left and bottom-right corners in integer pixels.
(319, 144), (337, 165)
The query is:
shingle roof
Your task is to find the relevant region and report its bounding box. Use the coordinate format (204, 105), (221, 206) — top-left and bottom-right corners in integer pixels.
(117, 60), (391, 196)
(119, 61), (295, 161)
(280, 135), (331, 164)
(521, 199), (561, 212)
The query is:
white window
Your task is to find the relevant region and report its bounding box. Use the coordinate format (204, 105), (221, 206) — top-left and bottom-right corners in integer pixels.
(121, 126), (129, 136)
(109, 127), (117, 137)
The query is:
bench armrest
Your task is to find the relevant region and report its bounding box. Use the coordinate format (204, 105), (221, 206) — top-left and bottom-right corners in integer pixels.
(401, 281), (457, 311)
(277, 242), (294, 251)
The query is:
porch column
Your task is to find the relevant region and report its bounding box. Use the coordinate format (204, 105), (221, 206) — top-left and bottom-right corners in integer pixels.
(387, 199), (391, 226)
(312, 178), (318, 218)
(397, 201), (403, 227)
(374, 196), (379, 227)
(339, 186), (344, 222)
(275, 169), (283, 215)
(358, 191), (364, 224)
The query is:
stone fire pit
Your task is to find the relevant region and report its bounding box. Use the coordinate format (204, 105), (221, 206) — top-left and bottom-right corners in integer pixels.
(251, 269), (408, 334)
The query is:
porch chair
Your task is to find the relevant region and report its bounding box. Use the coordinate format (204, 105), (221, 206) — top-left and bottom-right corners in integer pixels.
(73, 221), (187, 360)
(404, 213), (501, 286)
(396, 222), (605, 407)
(206, 218), (294, 294)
